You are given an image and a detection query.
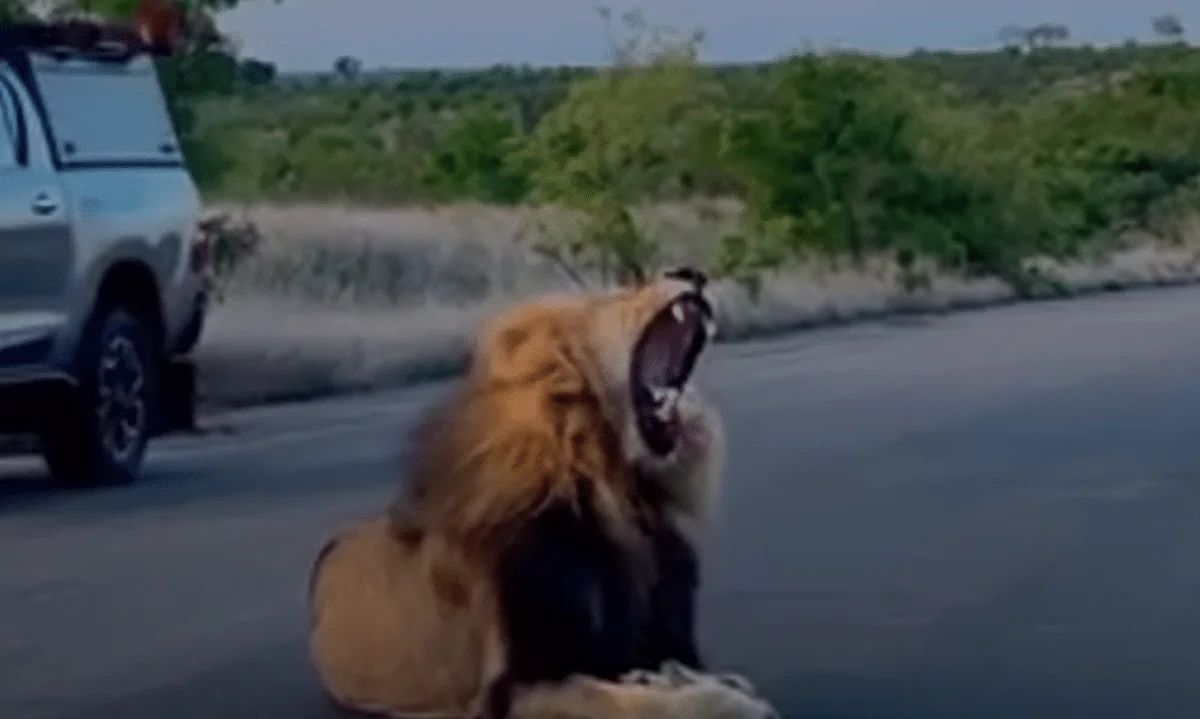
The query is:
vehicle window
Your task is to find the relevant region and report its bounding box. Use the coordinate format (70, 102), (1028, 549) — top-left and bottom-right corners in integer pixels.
(32, 55), (178, 166)
(0, 71), (19, 169)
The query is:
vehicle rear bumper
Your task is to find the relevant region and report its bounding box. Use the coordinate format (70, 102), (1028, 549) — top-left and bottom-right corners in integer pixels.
(0, 371), (77, 436)
(155, 355), (197, 437)
(171, 288), (209, 356)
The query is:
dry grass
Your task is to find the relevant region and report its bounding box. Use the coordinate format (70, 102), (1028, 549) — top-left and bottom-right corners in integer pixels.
(196, 201), (1200, 409)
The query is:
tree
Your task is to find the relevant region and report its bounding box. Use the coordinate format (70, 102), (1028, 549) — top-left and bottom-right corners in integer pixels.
(1001, 22), (1071, 51)
(716, 52), (1029, 291)
(514, 7), (721, 286)
(2, 0), (282, 51)
(997, 24), (1028, 51)
(238, 57), (277, 86)
(37, 0), (284, 189)
(421, 103), (530, 203)
(1152, 14), (1186, 43)
(1025, 23), (1070, 49)
(16, 0), (283, 24)
(0, 0), (34, 20)
(333, 55), (363, 81)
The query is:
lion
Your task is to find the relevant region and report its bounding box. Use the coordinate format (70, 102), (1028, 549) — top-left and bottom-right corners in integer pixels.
(307, 267), (779, 719)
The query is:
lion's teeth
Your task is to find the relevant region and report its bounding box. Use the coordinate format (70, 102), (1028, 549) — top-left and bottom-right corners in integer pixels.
(653, 387), (680, 419)
(671, 302), (685, 323)
(649, 386), (681, 417)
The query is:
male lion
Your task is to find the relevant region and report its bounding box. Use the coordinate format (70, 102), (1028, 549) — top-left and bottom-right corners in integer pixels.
(308, 268), (779, 719)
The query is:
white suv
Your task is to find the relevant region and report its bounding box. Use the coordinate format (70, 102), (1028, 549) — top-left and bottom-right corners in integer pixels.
(0, 17), (210, 486)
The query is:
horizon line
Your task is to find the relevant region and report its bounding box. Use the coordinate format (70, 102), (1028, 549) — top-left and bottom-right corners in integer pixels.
(262, 37), (1194, 76)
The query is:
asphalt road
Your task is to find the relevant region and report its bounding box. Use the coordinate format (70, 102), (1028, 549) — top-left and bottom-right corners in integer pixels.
(5, 286), (1200, 719)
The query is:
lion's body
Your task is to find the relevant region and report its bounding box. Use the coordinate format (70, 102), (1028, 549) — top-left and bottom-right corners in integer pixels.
(309, 519), (769, 719)
(309, 517), (502, 718)
(308, 276), (775, 719)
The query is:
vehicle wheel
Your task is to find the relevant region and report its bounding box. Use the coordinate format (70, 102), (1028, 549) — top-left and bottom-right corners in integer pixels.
(40, 308), (159, 487)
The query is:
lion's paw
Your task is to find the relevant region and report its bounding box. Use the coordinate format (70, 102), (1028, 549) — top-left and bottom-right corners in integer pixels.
(673, 678), (780, 719)
(658, 660), (704, 687)
(620, 668), (673, 687)
(620, 661), (705, 689)
(711, 671), (758, 697)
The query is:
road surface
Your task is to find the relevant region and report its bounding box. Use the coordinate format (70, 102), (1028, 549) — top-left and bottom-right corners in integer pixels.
(5, 286), (1200, 719)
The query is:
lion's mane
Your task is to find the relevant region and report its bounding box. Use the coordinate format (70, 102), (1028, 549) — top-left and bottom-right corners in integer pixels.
(307, 274), (775, 719)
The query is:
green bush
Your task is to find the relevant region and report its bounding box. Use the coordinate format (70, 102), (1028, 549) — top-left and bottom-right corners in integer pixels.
(169, 10), (1200, 291)
(715, 54), (1027, 283)
(421, 103), (531, 204)
(509, 9), (726, 285)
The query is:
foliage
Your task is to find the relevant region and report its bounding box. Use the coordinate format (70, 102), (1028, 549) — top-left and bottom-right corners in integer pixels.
(0, 0), (33, 20)
(421, 103), (530, 204)
(198, 211), (263, 301)
(507, 8), (726, 285)
(333, 55), (362, 80)
(1151, 14), (1186, 43)
(15, 0), (285, 187)
(40, 1), (1198, 294)
(1015, 66), (1200, 242)
(707, 54), (1029, 296)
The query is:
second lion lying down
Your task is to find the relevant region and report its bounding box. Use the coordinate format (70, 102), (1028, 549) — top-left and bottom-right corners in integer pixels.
(307, 268), (779, 719)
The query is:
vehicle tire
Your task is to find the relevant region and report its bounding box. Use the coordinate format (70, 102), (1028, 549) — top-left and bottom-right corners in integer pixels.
(40, 307), (159, 487)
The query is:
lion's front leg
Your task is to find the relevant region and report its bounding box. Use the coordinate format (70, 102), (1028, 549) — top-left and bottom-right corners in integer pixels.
(636, 520), (704, 671)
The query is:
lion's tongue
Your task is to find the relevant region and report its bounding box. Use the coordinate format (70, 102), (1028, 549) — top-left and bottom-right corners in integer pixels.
(639, 311), (692, 391)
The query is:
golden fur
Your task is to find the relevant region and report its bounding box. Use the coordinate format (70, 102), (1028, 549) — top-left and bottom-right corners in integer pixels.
(307, 276), (773, 719)
(394, 282), (724, 549)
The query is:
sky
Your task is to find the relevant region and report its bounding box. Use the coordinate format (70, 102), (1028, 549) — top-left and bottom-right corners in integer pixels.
(215, 0), (1198, 73)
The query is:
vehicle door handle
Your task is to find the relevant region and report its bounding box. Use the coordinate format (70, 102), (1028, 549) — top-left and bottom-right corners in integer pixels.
(31, 193), (58, 216)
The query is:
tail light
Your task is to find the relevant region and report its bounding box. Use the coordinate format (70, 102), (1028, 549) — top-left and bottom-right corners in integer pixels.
(189, 227), (213, 286)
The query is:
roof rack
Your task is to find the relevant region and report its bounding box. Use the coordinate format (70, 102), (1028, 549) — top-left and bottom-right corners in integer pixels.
(0, 0), (185, 62)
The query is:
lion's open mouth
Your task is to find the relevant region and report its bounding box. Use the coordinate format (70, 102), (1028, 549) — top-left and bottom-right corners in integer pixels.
(631, 292), (715, 455)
